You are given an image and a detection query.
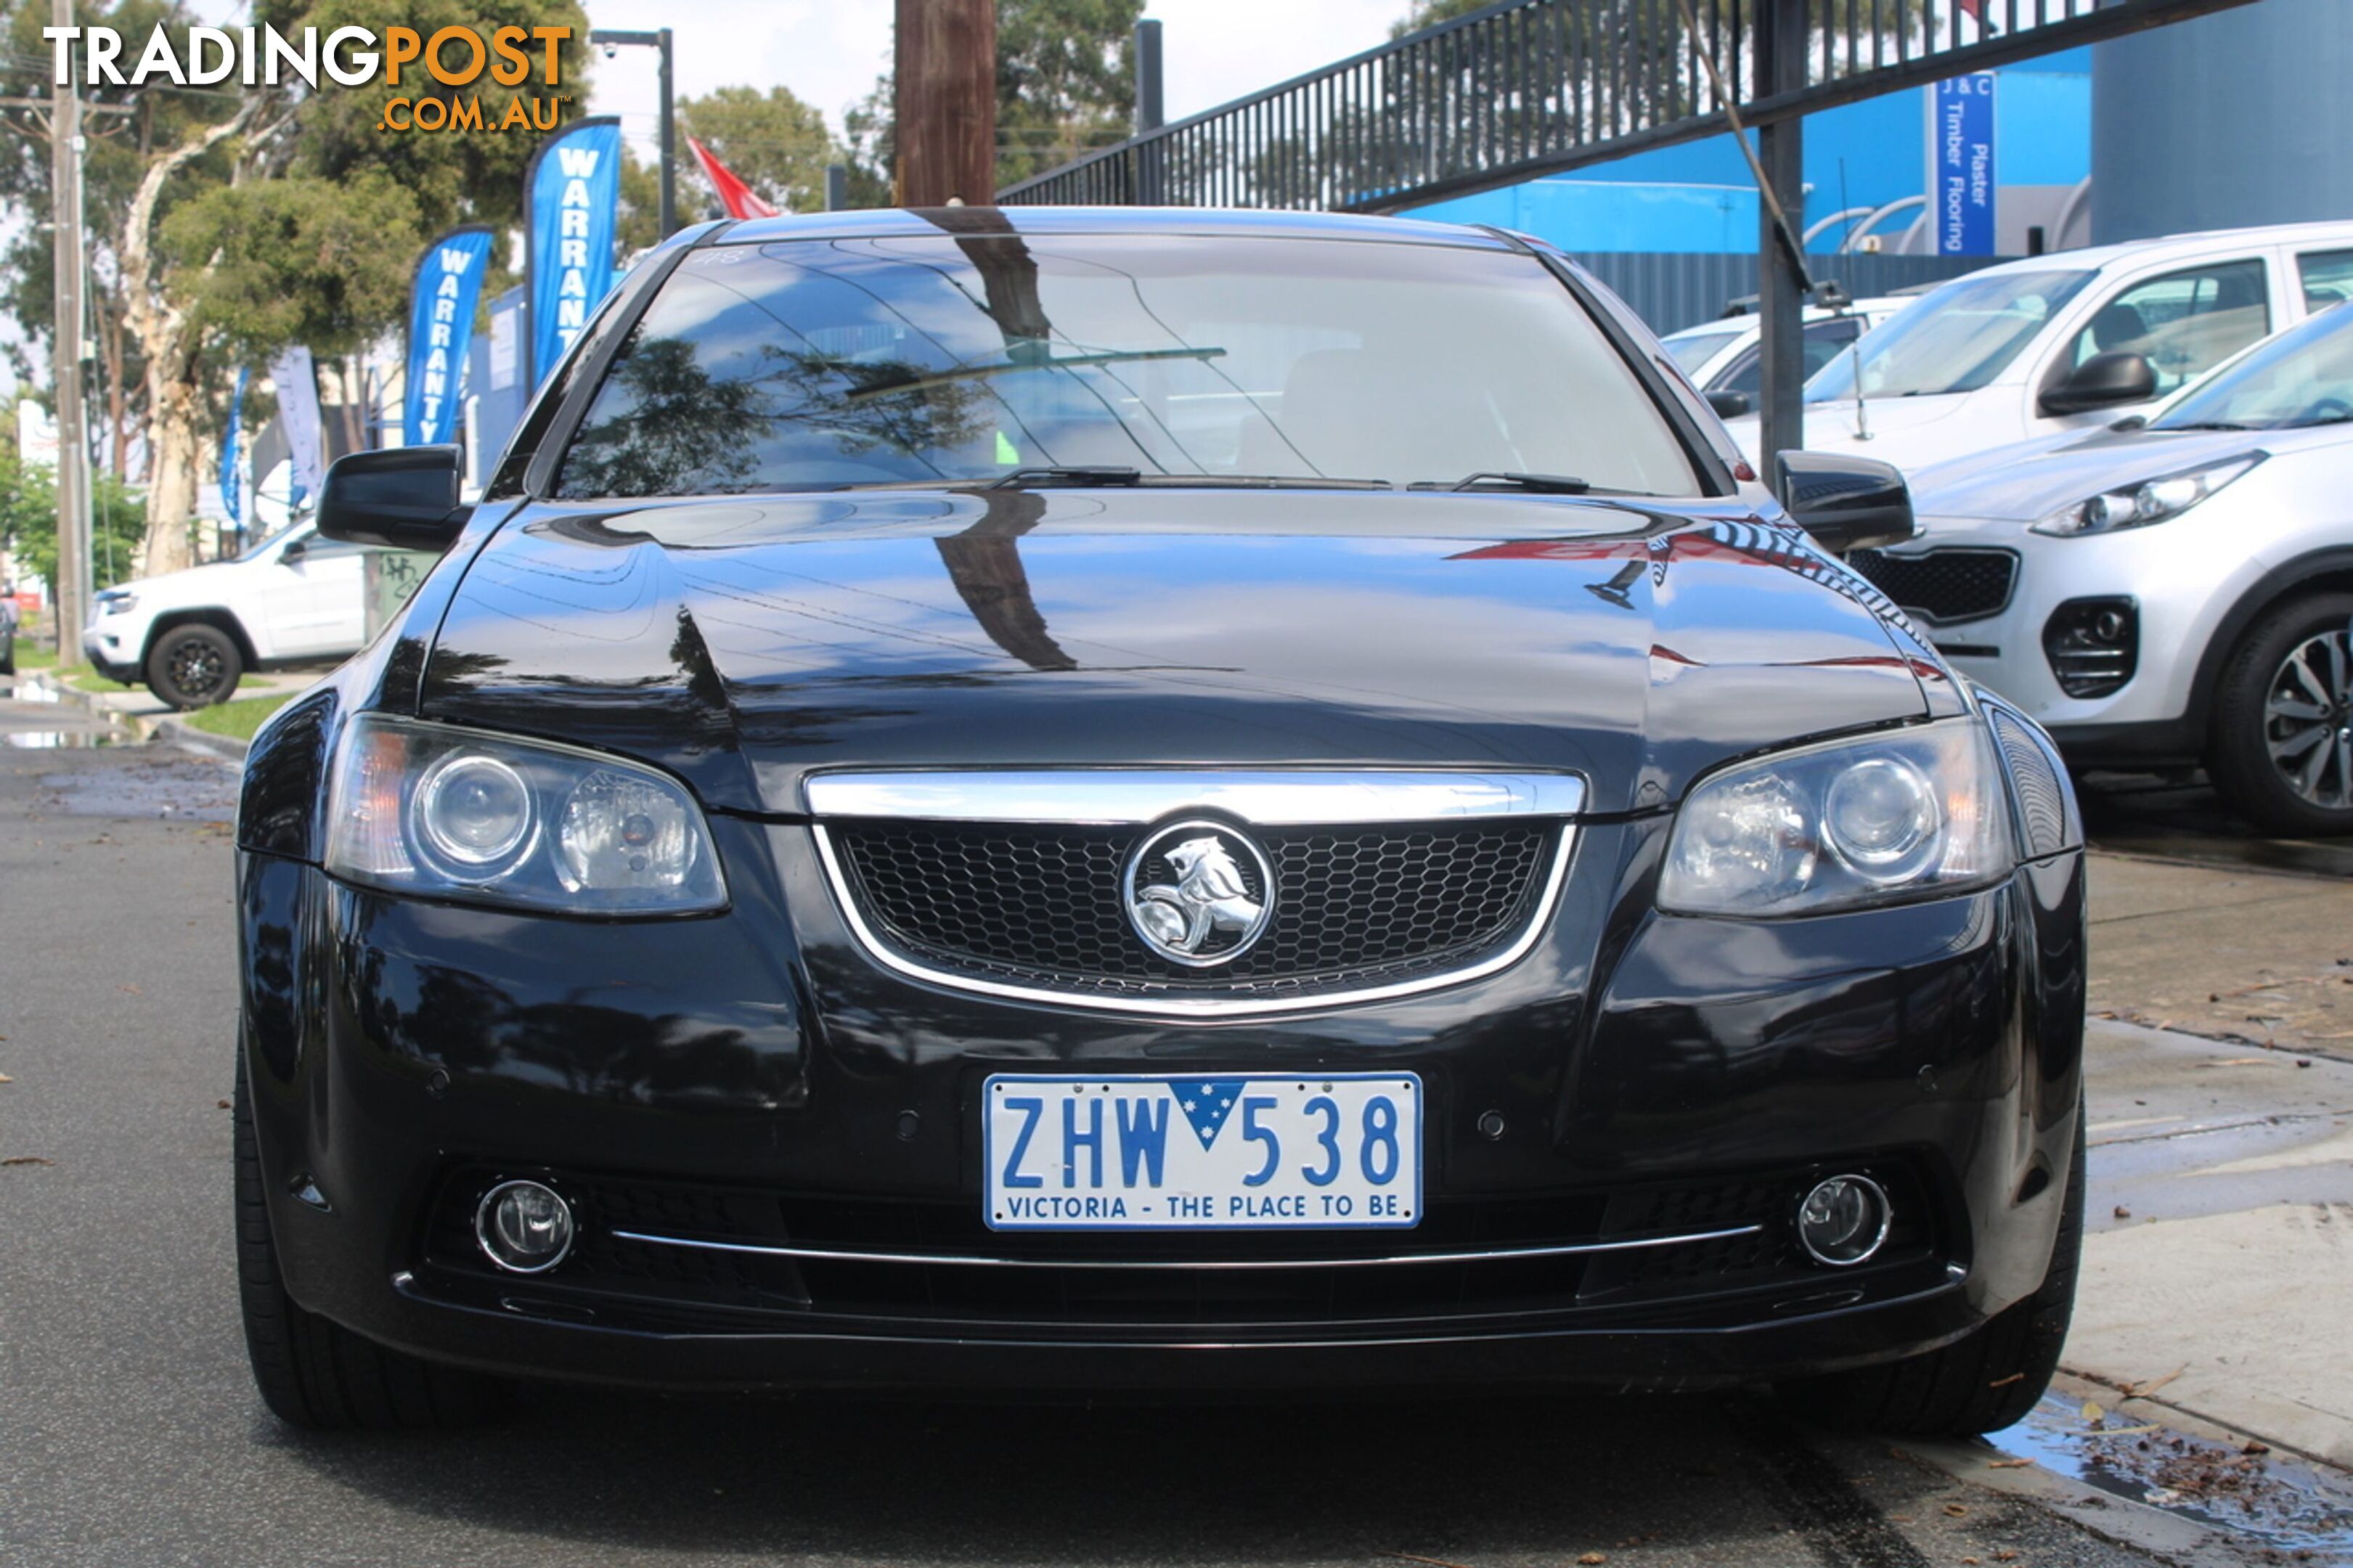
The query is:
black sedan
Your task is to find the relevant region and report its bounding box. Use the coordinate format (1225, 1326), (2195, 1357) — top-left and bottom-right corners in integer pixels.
(234, 207), (2086, 1437)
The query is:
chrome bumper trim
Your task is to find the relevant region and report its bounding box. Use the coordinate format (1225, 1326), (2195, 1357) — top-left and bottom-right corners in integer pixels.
(609, 1222), (1766, 1271)
(802, 768), (1586, 825)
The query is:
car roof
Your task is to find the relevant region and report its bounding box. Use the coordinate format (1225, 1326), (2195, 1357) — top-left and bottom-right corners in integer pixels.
(714, 205), (1518, 249)
(1966, 219), (2353, 278)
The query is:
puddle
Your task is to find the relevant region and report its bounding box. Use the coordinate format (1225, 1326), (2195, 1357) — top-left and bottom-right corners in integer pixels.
(35, 754), (239, 821)
(1996, 1390), (2353, 1562)
(4, 729), (122, 749)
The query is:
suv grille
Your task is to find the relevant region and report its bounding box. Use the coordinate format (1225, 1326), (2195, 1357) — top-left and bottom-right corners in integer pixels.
(1848, 547), (2018, 624)
(828, 820), (1554, 1000)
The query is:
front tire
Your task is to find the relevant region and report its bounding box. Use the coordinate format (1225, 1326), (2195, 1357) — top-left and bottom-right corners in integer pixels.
(235, 1055), (509, 1430)
(1779, 1106), (2084, 1438)
(145, 623), (242, 709)
(2207, 592), (2353, 836)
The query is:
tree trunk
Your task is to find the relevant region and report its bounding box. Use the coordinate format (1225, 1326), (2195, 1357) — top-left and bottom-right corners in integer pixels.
(139, 358), (203, 578)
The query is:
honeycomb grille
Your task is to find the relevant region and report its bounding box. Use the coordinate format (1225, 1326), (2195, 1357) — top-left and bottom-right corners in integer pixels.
(829, 820), (1555, 997)
(1848, 547), (2018, 624)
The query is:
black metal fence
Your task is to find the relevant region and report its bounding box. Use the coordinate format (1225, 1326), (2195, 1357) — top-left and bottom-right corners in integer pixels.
(999, 0), (2251, 213)
(1576, 249), (1994, 335)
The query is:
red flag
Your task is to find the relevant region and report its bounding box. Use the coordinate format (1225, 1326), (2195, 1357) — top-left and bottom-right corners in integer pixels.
(688, 136), (780, 220)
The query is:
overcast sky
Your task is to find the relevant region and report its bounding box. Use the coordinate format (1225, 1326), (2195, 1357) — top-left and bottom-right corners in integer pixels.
(581, 0), (1407, 167)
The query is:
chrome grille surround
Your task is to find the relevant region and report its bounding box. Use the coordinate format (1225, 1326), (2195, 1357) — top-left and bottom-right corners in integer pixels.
(804, 770), (1584, 1020)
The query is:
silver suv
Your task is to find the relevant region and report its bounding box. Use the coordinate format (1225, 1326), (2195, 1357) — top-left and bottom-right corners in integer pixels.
(1861, 303), (2353, 836)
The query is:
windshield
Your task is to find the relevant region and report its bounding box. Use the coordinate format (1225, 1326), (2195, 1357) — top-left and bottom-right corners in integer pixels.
(2153, 303), (2353, 430)
(553, 232), (1700, 498)
(1806, 269), (2094, 401)
(1662, 328), (1742, 376)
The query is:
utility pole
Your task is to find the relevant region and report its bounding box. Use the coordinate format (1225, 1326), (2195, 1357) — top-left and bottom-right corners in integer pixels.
(50, 0), (88, 661)
(894, 0), (996, 206)
(1754, 0), (1808, 468)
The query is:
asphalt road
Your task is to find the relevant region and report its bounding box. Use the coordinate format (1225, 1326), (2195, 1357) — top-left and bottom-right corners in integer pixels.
(0, 701), (2299, 1568)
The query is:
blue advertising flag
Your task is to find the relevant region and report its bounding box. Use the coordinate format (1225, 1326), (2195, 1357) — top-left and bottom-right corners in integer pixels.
(523, 116), (622, 386)
(404, 225), (496, 447)
(220, 367), (247, 528)
(1930, 73), (1998, 257)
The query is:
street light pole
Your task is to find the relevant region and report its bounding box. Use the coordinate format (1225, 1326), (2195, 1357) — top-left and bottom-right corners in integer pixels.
(49, 0), (88, 661)
(589, 28), (677, 237)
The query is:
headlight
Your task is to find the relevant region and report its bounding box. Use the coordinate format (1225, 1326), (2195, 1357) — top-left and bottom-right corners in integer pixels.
(324, 714), (726, 915)
(1660, 719), (2011, 915)
(97, 592), (136, 616)
(2031, 454), (2259, 536)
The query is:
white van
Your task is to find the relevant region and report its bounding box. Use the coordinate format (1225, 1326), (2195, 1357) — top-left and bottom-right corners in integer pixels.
(1723, 220), (2353, 474)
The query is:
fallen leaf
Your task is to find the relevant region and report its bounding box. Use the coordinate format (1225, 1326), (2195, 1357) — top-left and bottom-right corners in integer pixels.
(1993, 1552), (2019, 1563)
(2243, 1440), (2270, 1455)
(118, 984), (141, 994)
(1961, 1559), (1979, 1566)
(215, 1098), (231, 1110)
(1988, 1458), (2032, 1469)
(1579, 1557), (1607, 1566)
(2, 1155), (54, 1167)
(2113, 1206), (2132, 1220)
(0, 1072), (12, 1083)
(2081, 1400), (2106, 1424)
(1944, 1503), (1969, 1517)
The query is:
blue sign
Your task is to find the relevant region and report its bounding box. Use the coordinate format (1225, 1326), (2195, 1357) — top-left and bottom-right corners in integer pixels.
(1931, 73), (1997, 256)
(220, 367), (246, 528)
(403, 225), (494, 447)
(524, 116), (621, 385)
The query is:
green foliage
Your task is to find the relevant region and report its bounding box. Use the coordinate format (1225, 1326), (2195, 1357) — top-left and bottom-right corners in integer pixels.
(1, 415), (149, 591)
(184, 690), (293, 740)
(162, 172), (421, 364)
(1390, 0), (1496, 38)
(677, 84), (841, 216)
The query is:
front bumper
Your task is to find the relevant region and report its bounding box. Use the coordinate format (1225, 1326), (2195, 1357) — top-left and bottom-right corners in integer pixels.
(80, 624), (139, 683)
(236, 815), (2086, 1395)
(1867, 517), (2244, 763)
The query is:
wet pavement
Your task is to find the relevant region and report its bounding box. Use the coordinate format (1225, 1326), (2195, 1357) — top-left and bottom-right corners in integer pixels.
(4, 698), (2352, 1565)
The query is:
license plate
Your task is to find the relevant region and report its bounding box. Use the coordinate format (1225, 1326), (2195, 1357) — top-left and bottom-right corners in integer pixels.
(983, 1072), (1423, 1231)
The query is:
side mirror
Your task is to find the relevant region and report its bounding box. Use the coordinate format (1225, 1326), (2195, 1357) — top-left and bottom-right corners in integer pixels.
(316, 445), (470, 552)
(1774, 451), (1917, 555)
(2039, 351), (2158, 418)
(1705, 390), (1753, 420)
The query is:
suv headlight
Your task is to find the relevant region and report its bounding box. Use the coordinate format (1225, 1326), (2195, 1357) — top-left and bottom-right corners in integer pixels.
(324, 715), (727, 915)
(1660, 719), (2011, 916)
(2031, 454), (2259, 537)
(97, 591), (136, 616)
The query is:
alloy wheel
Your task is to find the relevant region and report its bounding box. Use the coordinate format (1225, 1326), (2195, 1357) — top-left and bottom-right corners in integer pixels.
(2263, 627), (2353, 809)
(169, 639), (227, 701)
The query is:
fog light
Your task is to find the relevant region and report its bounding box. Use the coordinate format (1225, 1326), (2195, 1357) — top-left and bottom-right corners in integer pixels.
(1796, 1175), (1891, 1267)
(476, 1180), (574, 1274)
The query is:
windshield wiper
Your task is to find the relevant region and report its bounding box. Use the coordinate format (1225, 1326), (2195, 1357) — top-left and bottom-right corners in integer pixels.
(1427, 472), (1594, 494)
(844, 346), (1228, 402)
(988, 465), (1144, 489)
(2158, 420), (2256, 431)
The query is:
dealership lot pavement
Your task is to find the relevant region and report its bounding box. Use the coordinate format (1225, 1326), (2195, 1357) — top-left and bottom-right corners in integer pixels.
(4, 703), (2351, 1565)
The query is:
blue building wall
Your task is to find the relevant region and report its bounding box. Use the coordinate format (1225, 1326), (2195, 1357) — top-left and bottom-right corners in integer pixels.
(1406, 54), (2088, 255)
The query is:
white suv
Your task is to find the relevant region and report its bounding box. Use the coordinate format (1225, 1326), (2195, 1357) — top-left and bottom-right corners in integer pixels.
(1861, 302), (2353, 836)
(84, 521), (371, 708)
(1724, 220), (2353, 475)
